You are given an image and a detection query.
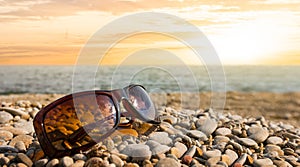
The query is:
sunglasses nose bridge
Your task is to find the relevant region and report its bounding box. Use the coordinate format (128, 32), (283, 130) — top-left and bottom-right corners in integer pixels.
(111, 89), (127, 102)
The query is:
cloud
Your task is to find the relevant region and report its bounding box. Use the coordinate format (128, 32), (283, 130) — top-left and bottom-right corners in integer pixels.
(1, 0), (298, 27)
(1, 0), (299, 22)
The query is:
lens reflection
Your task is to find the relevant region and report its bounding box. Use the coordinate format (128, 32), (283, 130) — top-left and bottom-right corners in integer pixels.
(44, 94), (116, 150)
(128, 86), (156, 120)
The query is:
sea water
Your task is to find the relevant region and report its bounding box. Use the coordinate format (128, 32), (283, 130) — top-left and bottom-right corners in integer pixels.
(0, 65), (299, 94)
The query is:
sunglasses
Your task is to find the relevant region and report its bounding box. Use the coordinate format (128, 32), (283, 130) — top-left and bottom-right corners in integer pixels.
(33, 84), (160, 158)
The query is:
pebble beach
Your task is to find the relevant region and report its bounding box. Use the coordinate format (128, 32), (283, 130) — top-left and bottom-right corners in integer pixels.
(0, 92), (299, 167)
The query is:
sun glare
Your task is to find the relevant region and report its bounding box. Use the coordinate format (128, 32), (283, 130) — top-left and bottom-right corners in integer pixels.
(210, 18), (285, 65)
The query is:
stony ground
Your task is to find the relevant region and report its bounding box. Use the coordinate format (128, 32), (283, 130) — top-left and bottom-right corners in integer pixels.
(0, 93), (299, 167)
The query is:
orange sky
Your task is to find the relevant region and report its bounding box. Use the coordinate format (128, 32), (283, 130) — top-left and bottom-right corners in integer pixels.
(0, 0), (300, 65)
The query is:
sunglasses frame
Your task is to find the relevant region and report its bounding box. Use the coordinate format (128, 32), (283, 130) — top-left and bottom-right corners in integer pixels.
(33, 84), (159, 158)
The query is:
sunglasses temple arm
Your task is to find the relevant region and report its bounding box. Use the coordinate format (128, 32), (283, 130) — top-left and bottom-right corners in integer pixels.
(66, 115), (115, 144)
(122, 98), (160, 124)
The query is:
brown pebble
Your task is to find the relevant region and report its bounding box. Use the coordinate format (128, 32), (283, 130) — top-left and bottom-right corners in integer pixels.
(151, 158), (159, 164)
(33, 149), (45, 162)
(247, 154), (254, 164)
(170, 147), (181, 158)
(182, 155), (193, 165)
(17, 153), (33, 167)
(132, 121), (153, 135)
(233, 163), (243, 167)
(124, 162), (140, 167)
(143, 160), (153, 167)
(16, 163), (27, 167)
(195, 147), (203, 157)
(221, 155), (231, 166)
(241, 129), (247, 137)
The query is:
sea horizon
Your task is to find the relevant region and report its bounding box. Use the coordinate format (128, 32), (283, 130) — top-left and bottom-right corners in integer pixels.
(1, 65), (300, 94)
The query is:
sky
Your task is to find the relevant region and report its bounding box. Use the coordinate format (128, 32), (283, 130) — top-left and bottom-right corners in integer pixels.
(0, 0), (300, 65)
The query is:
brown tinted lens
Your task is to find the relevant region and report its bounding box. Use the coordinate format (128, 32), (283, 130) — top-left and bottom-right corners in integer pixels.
(44, 94), (117, 151)
(84, 94), (117, 142)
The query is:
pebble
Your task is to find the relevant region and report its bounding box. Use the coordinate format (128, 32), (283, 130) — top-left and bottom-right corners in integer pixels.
(187, 130), (208, 140)
(17, 153), (33, 167)
(159, 122), (181, 135)
(237, 138), (258, 148)
(0, 127), (26, 136)
(0, 130), (13, 141)
(266, 136), (283, 145)
(0, 145), (18, 153)
(174, 142), (187, 158)
(84, 157), (105, 167)
(225, 149), (238, 166)
(103, 139), (115, 151)
(213, 136), (230, 145)
(247, 126), (269, 143)
(110, 154), (124, 167)
(182, 155), (193, 165)
(234, 153), (247, 165)
(177, 119), (191, 129)
(155, 158), (180, 167)
(60, 156), (74, 167)
(146, 140), (170, 156)
(112, 135), (123, 145)
(33, 149), (45, 162)
(232, 128), (242, 136)
(17, 163), (28, 167)
(149, 132), (172, 146)
(14, 141), (26, 152)
(206, 156), (220, 166)
(0, 157), (10, 166)
(186, 145), (197, 156)
(9, 135), (34, 148)
(68, 160), (84, 167)
(34, 158), (48, 167)
(253, 158), (273, 167)
(221, 154), (231, 166)
(273, 160), (293, 167)
(160, 115), (177, 124)
(73, 154), (87, 161)
(0, 98), (300, 167)
(197, 118), (218, 136)
(233, 163), (243, 167)
(31, 102), (42, 109)
(0, 111), (13, 124)
(46, 159), (59, 167)
(124, 162), (139, 167)
(215, 127), (232, 136)
(0, 107), (30, 120)
(264, 144), (284, 156)
(121, 144), (151, 161)
(116, 129), (138, 137)
(203, 149), (222, 159)
(13, 120), (34, 134)
(229, 114), (243, 121)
